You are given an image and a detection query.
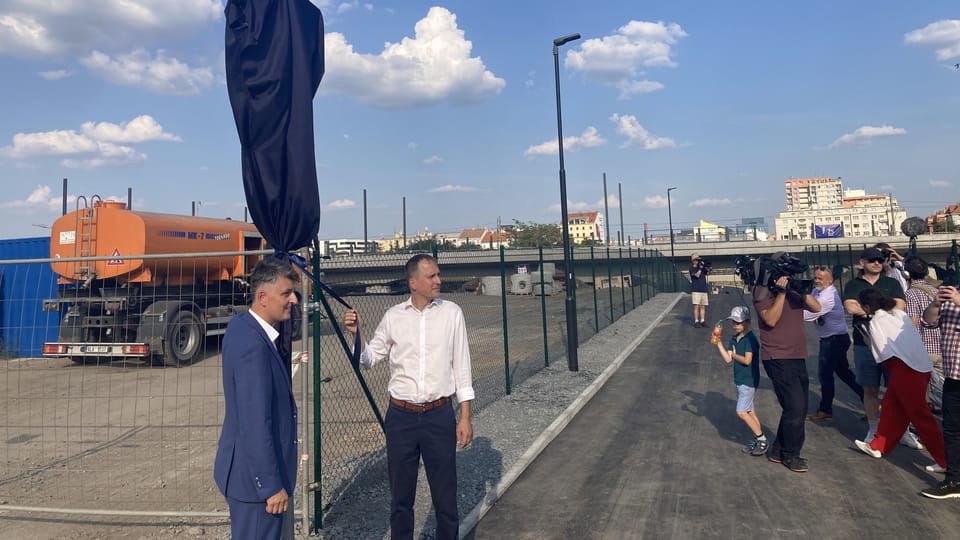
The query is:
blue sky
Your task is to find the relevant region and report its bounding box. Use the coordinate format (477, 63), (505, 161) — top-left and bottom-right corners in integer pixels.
(1, 1), (958, 243)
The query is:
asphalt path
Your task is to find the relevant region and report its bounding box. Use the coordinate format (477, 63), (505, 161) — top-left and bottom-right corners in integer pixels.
(467, 287), (960, 539)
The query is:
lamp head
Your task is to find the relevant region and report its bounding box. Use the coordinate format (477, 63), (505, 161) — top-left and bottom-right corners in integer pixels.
(553, 33), (581, 47)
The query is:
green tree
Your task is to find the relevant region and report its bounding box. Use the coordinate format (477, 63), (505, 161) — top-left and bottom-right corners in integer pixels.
(579, 238), (601, 247)
(509, 220), (562, 248)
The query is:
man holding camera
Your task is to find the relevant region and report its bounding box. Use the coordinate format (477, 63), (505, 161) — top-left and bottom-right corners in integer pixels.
(753, 252), (820, 473)
(690, 254), (710, 327)
(843, 247), (907, 445)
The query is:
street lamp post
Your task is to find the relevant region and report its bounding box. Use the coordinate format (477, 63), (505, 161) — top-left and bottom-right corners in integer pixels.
(667, 187), (677, 291)
(554, 32), (581, 372)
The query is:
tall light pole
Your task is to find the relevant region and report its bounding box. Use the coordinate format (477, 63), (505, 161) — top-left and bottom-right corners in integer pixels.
(667, 187), (677, 291)
(554, 32), (581, 372)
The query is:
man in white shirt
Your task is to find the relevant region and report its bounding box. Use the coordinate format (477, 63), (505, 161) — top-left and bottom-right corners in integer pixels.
(344, 254), (474, 540)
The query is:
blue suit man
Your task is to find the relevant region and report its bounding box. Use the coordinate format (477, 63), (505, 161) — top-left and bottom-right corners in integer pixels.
(215, 257), (300, 539)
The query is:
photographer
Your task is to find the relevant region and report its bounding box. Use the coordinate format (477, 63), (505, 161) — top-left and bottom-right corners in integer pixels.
(753, 252), (820, 473)
(690, 254), (711, 327)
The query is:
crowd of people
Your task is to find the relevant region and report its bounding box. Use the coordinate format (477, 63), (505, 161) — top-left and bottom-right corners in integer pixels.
(713, 245), (960, 500)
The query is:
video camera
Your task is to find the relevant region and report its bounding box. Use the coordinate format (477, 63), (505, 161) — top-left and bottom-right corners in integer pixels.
(696, 258), (713, 272)
(734, 252), (814, 295)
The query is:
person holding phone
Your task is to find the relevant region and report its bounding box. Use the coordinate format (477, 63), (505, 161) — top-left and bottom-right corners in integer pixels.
(921, 284), (960, 499)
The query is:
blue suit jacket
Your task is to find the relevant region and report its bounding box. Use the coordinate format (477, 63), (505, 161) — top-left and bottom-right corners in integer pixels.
(214, 311), (298, 502)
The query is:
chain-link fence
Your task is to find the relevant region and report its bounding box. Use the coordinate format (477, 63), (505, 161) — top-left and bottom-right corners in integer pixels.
(0, 241), (687, 534)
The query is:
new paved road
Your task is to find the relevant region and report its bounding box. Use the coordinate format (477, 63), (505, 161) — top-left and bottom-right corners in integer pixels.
(467, 287), (960, 539)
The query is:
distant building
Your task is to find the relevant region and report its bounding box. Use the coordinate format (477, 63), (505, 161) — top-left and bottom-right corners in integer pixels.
(774, 177), (906, 240)
(566, 211), (605, 244)
(693, 220), (727, 241)
(927, 203), (960, 232)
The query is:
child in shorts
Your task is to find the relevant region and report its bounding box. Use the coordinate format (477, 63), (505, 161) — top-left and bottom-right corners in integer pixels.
(715, 305), (767, 455)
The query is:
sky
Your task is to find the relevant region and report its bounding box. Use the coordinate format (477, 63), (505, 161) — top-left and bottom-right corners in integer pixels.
(0, 1), (958, 244)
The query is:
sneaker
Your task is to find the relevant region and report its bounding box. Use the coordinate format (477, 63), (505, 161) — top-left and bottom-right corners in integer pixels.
(900, 431), (924, 450)
(925, 463), (946, 474)
(783, 456), (808, 473)
(855, 439), (882, 459)
(767, 452), (783, 464)
(921, 480), (960, 500)
(742, 440), (757, 454)
(750, 440), (769, 456)
(806, 411), (833, 422)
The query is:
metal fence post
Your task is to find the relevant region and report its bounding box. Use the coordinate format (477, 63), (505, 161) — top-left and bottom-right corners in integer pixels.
(619, 247), (626, 316)
(499, 245), (511, 395)
(605, 245), (614, 325)
(591, 245), (599, 333)
(538, 242), (549, 367)
(310, 246), (323, 532)
(628, 246), (636, 309)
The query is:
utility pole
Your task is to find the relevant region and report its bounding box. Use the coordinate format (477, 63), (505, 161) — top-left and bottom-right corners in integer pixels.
(602, 173), (610, 245)
(618, 182), (624, 246)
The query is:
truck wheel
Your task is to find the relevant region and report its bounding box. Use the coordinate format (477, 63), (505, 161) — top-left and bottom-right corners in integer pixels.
(162, 310), (204, 367)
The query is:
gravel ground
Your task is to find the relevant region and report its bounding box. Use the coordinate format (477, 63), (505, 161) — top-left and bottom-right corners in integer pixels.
(315, 292), (683, 539)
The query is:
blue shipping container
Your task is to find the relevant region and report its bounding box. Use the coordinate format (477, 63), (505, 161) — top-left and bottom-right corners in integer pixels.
(0, 237), (59, 357)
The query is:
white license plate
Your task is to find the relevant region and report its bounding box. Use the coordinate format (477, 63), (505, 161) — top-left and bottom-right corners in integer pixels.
(81, 345), (110, 354)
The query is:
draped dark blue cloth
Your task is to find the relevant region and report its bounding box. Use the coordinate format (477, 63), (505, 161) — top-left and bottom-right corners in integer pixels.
(225, 0), (325, 252)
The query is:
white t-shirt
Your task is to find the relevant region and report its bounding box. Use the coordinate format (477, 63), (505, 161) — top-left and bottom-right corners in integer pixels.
(867, 308), (932, 373)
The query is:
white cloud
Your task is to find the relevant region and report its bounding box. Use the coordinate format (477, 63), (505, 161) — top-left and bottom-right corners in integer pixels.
(81, 49), (215, 96)
(525, 70), (535, 88)
(828, 125), (907, 148)
(423, 155), (443, 165)
(407, 142), (418, 150)
(905, 19), (960, 61)
(565, 20), (686, 99)
(0, 184), (77, 211)
(326, 199), (356, 210)
(0, 1), (222, 57)
(0, 115), (180, 168)
(81, 115), (182, 143)
(615, 80), (664, 100)
(642, 195), (668, 209)
(610, 114), (676, 150)
(930, 179), (953, 188)
(38, 69), (70, 80)
(524, 126), (606, 158)
(430, 184), (476, 193)
(321, 7), (505, 109)
(689, 198), (731, 207)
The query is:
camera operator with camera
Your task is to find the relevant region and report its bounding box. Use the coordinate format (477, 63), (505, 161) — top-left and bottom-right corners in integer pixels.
(752, 252), (820, 473)
(690, 254), (712, 327)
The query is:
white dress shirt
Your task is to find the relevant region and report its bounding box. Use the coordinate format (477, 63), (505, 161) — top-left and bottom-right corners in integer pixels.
(249, 309), (279, 348)
(360, 297), (475, 404)
(867, 308), (932, 373)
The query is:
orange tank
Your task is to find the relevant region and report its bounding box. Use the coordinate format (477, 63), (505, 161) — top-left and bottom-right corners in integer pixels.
(50, 200), (265, 286)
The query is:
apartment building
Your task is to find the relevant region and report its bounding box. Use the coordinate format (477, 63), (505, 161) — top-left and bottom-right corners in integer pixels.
(566, 211), (605, 244)
(774, 177), (906, 240)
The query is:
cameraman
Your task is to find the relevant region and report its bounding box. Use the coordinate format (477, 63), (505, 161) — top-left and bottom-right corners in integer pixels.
(690, 254), (710, 327)
(753, 252), (820, 473)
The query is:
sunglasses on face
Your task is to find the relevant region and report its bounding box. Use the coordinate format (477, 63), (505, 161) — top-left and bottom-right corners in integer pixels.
(865, 258), (885, 263)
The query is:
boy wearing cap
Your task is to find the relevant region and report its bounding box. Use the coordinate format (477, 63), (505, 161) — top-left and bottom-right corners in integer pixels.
(715, 306), (767, 455)
(844, 246), (907, 444)
(690, 254), (710, 327)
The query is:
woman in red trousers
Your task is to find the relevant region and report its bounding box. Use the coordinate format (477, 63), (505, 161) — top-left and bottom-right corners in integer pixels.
(853, 288), (947, 468)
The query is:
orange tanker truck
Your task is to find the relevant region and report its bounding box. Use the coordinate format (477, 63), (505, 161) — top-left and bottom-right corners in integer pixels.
(42, 197), (269, 366)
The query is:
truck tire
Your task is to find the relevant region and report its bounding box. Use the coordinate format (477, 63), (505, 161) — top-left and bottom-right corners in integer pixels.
(162, 309), (204, 367)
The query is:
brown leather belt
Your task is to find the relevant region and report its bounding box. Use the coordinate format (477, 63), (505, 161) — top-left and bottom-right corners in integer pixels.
(390, 396), (450, 413)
